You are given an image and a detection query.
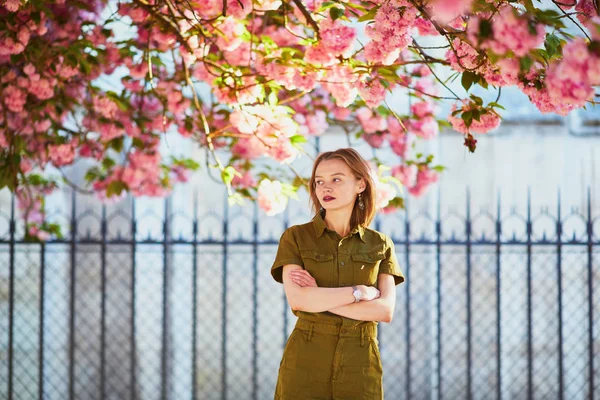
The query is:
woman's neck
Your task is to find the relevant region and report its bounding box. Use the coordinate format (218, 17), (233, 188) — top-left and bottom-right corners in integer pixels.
(323, 208), (352, 238)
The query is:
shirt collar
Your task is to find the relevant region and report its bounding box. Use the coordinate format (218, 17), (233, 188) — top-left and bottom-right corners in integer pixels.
(312, 210), (366, 242)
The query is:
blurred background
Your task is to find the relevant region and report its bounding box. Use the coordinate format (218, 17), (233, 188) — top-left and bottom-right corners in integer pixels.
(0, 96), (599, 400)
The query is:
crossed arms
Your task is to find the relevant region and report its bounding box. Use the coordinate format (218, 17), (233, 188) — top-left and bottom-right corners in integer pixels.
(281, 264), (396, 323)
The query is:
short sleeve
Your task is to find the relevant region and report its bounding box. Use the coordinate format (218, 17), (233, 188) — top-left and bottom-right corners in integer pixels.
(379, 235), (405, 285)
(271, 228), (304, 284)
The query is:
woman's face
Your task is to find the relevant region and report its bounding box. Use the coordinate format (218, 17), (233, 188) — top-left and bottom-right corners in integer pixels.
(314, 159), (365, 212)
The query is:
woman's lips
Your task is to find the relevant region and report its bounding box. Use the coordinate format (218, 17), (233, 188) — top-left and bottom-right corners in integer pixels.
(323, 196), (336, 202)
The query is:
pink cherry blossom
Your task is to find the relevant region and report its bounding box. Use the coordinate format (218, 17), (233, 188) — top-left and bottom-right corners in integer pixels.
(392, 164), (417, 187)
(545, 38), (598, 108)
(358, 78), (387, 108)
(3, 85), (27, 112)
(320, 18), (356, 58)
(257, 179), (288, 216)
(232, 136), (268, 160)
(409, 117), (439, 139)
(472, 5), (546, 57)
(409, 167), (439, 196)
(322, 64), (358, 107)
(232, 170), (257, 189)
(2, 0), (22, 12)
(448, 103), (501, 134)
(48, 143), (76, 166)
(357, 107), (387, 134)
(429, 0), (473, 23)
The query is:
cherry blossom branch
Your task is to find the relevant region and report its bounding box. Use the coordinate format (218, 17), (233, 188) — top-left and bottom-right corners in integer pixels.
(289, 0), (320, 39)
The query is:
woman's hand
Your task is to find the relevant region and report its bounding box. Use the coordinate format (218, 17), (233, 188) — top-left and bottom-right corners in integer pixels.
(359, 285), (381, 301)
(289, 269), (318, 288)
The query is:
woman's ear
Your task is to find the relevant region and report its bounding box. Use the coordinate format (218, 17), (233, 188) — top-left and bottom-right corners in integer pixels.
(357, 178), (366, 193)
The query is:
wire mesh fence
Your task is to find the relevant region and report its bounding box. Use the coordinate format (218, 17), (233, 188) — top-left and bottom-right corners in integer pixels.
(0, 189), (598, 400)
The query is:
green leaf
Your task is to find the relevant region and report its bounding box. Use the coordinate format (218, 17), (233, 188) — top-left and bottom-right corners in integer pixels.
(461, 71), (479, 92)
(470, 94), (483, 106)
(84, 168), (101, 182)
(544, 34), (561, 58)
(462, 110), (473, 128)
(357, 7), (377, 22)
(330, 7), (345, 21)
(221, 166), (238, 186)
(107, 136), (124, 152)
(488, 102), (505, 110)
(102, 157), (116, 170)
(479, 19), (493, 40)
(519, 56), (534, 72)
(289, 134), (307, 145)
(106, 181), (127, 198)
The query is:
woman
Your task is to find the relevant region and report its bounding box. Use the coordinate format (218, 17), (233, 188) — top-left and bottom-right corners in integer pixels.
(270, 148), (405, 399)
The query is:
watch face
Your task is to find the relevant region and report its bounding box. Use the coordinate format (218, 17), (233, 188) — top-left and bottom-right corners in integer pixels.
(353, 289), (361, 299)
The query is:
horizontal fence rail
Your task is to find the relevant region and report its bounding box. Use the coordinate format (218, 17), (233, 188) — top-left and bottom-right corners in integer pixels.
(0, 188), (598, 400)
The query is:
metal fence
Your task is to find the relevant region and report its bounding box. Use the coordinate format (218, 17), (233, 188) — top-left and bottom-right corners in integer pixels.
(0, 189), (598, 400)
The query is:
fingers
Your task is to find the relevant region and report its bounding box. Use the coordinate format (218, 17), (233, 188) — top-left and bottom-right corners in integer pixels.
(289, 270), (316, 287)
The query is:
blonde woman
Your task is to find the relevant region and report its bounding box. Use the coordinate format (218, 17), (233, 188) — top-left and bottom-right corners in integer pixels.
(271, 148), (405, 399)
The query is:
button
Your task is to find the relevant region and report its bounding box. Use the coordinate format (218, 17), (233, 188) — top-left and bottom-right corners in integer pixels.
(340, 261), (345, 266)
(368, 257), (372, 261)
(341, 328), (347, 333)
(316, 255), (320, 260)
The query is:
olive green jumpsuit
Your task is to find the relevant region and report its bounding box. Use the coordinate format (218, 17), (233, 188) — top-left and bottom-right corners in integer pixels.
(271, 211), (405, 400)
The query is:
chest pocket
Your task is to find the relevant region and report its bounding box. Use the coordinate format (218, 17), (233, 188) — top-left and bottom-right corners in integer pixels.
(301, 250), (334, 287)
(351, 251), (385, 286)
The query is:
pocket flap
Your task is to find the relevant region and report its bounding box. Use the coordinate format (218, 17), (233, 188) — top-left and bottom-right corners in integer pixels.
(351, 252), (385, 262)
(301, 250), (334, 261)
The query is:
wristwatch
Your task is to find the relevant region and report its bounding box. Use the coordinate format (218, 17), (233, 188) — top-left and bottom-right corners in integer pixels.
(352, 286), (362, 303)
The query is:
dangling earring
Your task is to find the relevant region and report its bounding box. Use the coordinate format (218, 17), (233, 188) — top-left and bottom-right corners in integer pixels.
(358, 193), (365, 211)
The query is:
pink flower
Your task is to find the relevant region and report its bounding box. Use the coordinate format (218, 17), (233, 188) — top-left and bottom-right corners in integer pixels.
(392, 164), (417, 187)
(231, 137), (268, 160)
(409, 117), (439, 139)
(23, 63), (35, 76)
(429, 0), (473, 23)
(305, 110), (329, 136)
(545, 38), (598, 108)
(305, 42), (337, 66)
(389, 133), (414, 158)
(478, 5), (546, 57)
(363, 132), (386, 148)
(214, 17), (246, 51)
(576, 0), (596, 24)
(332, 106), (352, 120)
(232, 170), (256, 189)
(28, 79), (54, 100)
(322, 64), (358, 107)
(3, 85), (27, 112)
(364, 41), (402, 65)
(3, 0), (21, 12)
(411, 101), (436, 118)
(409, 167), (439, 196)
(446, 38), (482, 72)
(93, 97), (119, 119)
(257, 179), (288, 216)
(267, 136), (297, 164)
(320, 18), (356, 58)
(356, 107), (387, 134)
(448, 103), (501, 134)
(357, 78), (387, 108)
(413, 18), (438, 36)
(28, 225), (51, 241)
(48, 143), (76, 166)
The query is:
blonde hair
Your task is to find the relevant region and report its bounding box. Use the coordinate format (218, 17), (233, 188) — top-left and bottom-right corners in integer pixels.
(308, 148), (376, 229)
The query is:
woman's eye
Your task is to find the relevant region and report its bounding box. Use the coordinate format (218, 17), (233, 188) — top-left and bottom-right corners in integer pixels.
(334, 178), (341, 182)
(316, 181), (323, 185)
